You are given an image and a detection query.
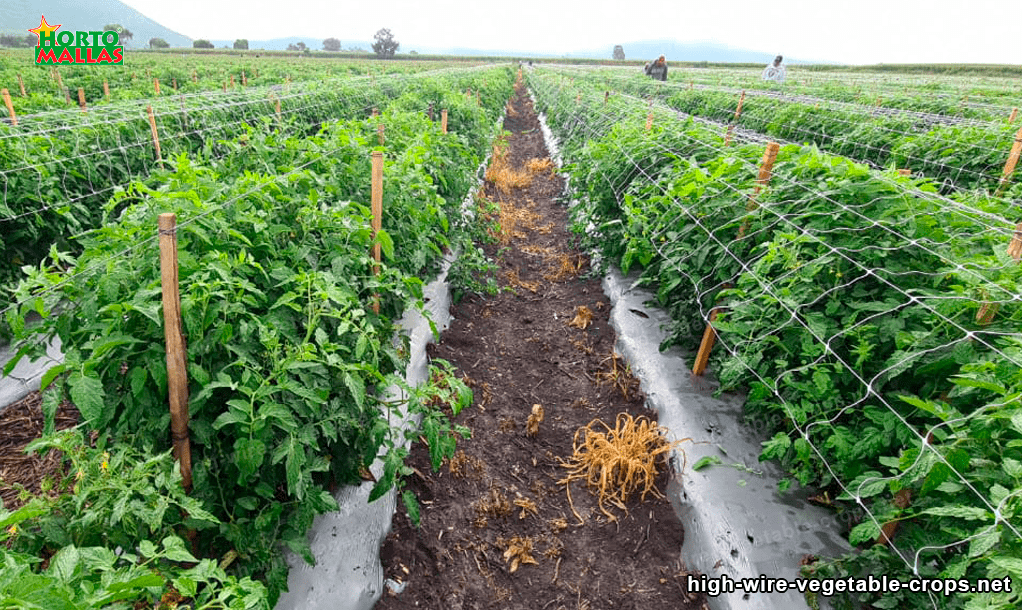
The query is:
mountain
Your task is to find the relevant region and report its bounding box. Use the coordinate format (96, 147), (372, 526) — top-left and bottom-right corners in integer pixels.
(1, 0), (191, 48)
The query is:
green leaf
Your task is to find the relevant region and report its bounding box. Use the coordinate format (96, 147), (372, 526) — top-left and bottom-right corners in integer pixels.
(849, 520), (881, 545)
(376, 229), (395, 260)
(162, 535), (198, 563)
(402, 490), (420, 526)
(47, 545), (80, 583)
(234, 437), (266, 482)
(68, 372), (107, 427)
(39, 364), (66, 392)
(969, 527), (1001, 558)
(138, 539), (158, 558)
(692, 455), (722, 471)
(921, 506), (990, 521)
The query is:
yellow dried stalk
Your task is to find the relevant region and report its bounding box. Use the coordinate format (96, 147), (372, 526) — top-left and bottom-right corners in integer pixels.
(558, 413), (683, 522)
(526, 404), (544, 437)
(596, 351), (641, 401)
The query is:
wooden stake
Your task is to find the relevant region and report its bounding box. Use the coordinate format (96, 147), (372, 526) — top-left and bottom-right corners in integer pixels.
(646, 110), (654, 131)
(733, 90), (746, 122)
(692, 308), (721, 376)
(1010, 107), (1018, 124)
(230, 75), (235, 88)
(55, 70), (63, 91)
(604, 91), (609, 105)
(370, 152), (384, 314)
(192, 69), (197, 83)
(737, 142), (781, 237)
(154, 77), (161, 96)
(103, 79), (110, 98)
(172, 78), (177, 91)
(1007, 222), (1022, 262)
(146, 105), (162, 164)
(17, 74), (25, 97)
(723, 124), (735, 147)
(377, 123), (385, 146)
(158, 213), (193, 492)
(441, 109), (448, 134)
(428, 103), (434, 122)
(241, 70), (247, 86)
(77, 87), (86, 112)
(996, 127), (1022, 195)
(1, 89), (16, 126)
(898, 169), (911, 176)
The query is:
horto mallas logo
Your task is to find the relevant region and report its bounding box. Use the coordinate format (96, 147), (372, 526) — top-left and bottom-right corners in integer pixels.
(28, 15), (124, 65)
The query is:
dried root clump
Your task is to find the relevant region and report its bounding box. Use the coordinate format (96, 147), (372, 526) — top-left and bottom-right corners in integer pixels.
(473, 486), (512, 527)
(526, 404), (544, 437)
(497, 535), (537, 573)
(525, 157), (555, 175)
(568, 305), (594, 330)
(558, 413), (683, 522)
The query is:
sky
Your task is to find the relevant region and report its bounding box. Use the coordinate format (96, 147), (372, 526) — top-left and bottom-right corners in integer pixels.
(117, 0), (1019, 65)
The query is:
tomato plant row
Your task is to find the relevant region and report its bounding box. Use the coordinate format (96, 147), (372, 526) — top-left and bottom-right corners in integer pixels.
(0, 66), (514, 608)
(529, 68), (1021, 610)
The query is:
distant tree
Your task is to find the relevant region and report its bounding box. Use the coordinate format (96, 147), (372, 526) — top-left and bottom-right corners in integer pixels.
(103, 24), (133, 43)
(613, 45), (625, 61)
(372, 28), (399, 59)
(0, 33), (36, 48)
(149, 37), (170, 49)
(287, 41), (308, 52)
(323, 37), (341, 52)
(234, 39), (249, 50)
(193, 39), (214, 49)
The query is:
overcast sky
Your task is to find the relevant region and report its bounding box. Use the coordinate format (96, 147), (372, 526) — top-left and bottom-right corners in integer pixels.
(118, 0), (1018, 65)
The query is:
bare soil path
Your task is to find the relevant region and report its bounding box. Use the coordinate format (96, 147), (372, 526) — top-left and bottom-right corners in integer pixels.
(374, 76), (707, 610)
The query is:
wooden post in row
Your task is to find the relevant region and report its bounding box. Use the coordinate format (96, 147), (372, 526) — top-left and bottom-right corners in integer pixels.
(154, 77), (161, 96)
(230, 75), (235, 89)
(604, 91), (610, 105)
(724, 90), (747, 147)
(241, 71), (247, 86)
(54, 70), (64, 92)
(192, 69), (198, 83)
(996, 126), (1022, 196)
(377, 123), (385, 146)
(1010, 107), (1018, 124)
(17, 74), (26, 97)
(645, 99), (654, 132)
(146, 105), (162, 166)
(1, 89), (16, 126)
(158, 213), (193, 492)
(441, 109), (448, 134)
(370, 152), (384, 314)
(77, 87), (86, 113)
(692, 142), (780, 376)
(103, 79), (110, 98)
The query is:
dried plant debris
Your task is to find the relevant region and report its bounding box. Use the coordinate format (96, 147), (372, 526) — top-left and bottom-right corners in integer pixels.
(497, 535), (538, 573)
(558, 413), (684, 522)
(473, 486), (513, 527)
(568, 305), (594, 330)
(595, 351), (642, 401)
(514, 493), (539, 519)
(449, 450), (485, 480)
(525, 157), (556, 174)
(526, 404), (544, 437)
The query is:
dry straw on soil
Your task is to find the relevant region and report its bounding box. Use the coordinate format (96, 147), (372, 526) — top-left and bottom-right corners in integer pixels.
(558, 413), (684, 523)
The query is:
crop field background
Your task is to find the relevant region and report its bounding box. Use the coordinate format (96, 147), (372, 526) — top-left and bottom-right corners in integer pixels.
(0, 54), (1020, 609)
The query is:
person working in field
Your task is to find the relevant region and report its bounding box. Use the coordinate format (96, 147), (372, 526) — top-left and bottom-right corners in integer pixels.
(762, 55), (786, 83)
(645, 55), (668, 81)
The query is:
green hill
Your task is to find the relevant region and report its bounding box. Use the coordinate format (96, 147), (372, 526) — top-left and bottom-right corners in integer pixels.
(1, 0), (191, 48)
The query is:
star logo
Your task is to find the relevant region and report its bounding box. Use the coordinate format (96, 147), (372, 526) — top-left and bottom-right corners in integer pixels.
(28, 15), (61, 45)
